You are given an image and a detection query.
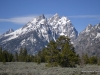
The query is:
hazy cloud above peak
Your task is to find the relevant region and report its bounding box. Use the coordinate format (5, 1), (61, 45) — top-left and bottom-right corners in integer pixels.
(68, 15), (100, 20)
(1, 14), (100, 25)
(0, 14), (53, 24)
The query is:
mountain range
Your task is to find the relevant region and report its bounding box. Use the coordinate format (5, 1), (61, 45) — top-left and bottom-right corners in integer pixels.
(74, 23), (100, 56)
(0, 14), (100, 56)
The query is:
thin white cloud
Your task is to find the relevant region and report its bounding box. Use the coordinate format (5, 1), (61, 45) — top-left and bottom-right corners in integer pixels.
(0, 14), (53, 24)
(68, 15), (100, 19)
(1, 14), (100, 25)
(0, 15), (37, 24)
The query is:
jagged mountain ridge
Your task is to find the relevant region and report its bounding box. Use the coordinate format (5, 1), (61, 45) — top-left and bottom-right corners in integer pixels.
(0, 14), (78, 54)
(74, 23), (100, 56)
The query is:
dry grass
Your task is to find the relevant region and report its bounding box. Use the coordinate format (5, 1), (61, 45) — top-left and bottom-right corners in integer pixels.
(0, 62), (100, 75)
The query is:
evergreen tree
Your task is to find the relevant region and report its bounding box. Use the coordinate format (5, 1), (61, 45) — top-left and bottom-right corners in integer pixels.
(97, 57), (100, 65)
(2, 50), (8, 62)
(0, 46), (33, 62)
(0, 47), (3, 61)
(83, 54), (89, 64)
(45, 41), (59, 67)
(26, 55), (31, 62)
(8, 53), (14, 62)
(39, 49), (46, 62)
(23, 47), (28, 62)
(18, 47), (23, 61)
(15, 52), (18, 61)
(40, 36), (79, 67)
(56, 36), (79, 67)
(89, 56), (97, 64)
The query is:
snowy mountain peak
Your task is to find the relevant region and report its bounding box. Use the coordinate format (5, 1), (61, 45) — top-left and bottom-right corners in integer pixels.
(60, 16), (70, 24)
(87, 24), (92, 27)
(81, 24), (93, 33)
(48, 13), (60, 23)
(9, 28), (14, 32)
(61, 16), (69, 21)
(53, 13), (60, 19)
(86, 24), (92, 29)
(36, 14), (45, 21)
(75, 23), (100, 56)
(54, 13), (59, 17)
(5, 28), (14, 34)
(97, 23), (100, 26)
(0, 13), (78, 54)
(95, 23), (100, 29)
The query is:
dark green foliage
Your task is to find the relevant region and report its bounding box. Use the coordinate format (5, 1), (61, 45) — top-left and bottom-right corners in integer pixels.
(0, 47), (34, 62)
(38, 36), (79, 67)
(80, 53), (89, 66)
(83, 54), (89, 64)
(26, 55), (32, 62)
(56, 36), (79, 67)
(0, 47), (3, 62)
(80, 53), (98, 66)
(0, 47), (14, 63)
(18, 47), (34, 62)
(18, 47), (27, 62)
(89, 56), (97, 64)
(45, 41), (59, 67)
(36, 56), (41, 64)
(38, 49), (46, 62)
(15, 52), (18, 61)
(97, 57), (100, 65)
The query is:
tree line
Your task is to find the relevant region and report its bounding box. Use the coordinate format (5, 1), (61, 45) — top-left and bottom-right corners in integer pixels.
(0, 36), (100, 67)
(80, 53), (100, 66)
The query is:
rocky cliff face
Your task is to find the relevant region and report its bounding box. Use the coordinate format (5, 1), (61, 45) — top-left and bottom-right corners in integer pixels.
(74, 23), (100, 56)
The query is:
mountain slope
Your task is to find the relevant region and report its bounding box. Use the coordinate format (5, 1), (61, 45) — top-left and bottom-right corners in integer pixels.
(0, 14), (78, 54)
(74, 23), (100, 56)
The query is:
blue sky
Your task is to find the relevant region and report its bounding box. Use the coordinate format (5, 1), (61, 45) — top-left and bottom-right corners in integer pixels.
(0, 0), (100, 34)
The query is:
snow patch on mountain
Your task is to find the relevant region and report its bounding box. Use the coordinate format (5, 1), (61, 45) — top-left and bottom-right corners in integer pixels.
(0, 13), (78, 54)
(74, 23), (100, 56)
(96, 33), (100, 38)
(3, 28), (22, 42)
